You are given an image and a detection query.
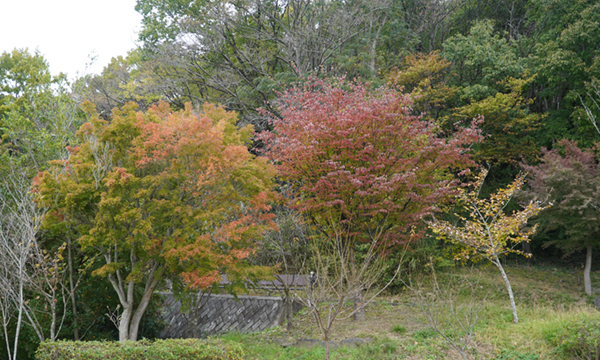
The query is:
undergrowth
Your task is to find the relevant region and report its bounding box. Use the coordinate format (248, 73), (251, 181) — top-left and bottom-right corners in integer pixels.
(214, 263), (599, 359)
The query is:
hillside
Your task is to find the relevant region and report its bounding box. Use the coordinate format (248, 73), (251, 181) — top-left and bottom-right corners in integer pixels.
(218, 263), (600, 359)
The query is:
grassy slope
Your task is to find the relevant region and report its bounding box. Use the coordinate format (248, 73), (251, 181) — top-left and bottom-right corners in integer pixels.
(215, 262), (600, 359)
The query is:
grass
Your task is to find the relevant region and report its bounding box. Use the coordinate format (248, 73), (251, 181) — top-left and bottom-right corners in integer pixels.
(392, 325), (407, 335)
(211, 262), (600, 359)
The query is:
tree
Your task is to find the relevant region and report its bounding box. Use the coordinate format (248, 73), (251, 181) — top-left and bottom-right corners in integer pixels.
(387, 51), (460, 124)
(521, 140), (600, 295)
(259, 77), (480, 335)
(427, 168), (548, 323)
(72, 50), (162, 119)
(449, 77), (543, 166)
(442, 20), (526, 100)
(0, 49), (80, 172)
(0, 171), (44, 360)
(295, 226), (393, 360)
(259, 77), (481, 248)
(36, 101), (276, 341)
(0, 49), (82, 353)
(135, 0), (390, 130)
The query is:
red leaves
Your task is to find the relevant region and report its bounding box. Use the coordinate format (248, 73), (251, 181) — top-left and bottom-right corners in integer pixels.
(260, 77), (481, 246)
(521, 139), (600, 251)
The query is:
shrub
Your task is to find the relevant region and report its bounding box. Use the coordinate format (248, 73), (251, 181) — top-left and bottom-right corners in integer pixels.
(546, 318), (600, 359)
(35, 338), (244, 360)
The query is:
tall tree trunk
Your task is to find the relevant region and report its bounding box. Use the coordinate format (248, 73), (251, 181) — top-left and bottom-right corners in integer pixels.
(13, 277), (24, 360)
(494, 256), (518, 323)
(585, 243), (593, 295)
(67, 237), (79, 340)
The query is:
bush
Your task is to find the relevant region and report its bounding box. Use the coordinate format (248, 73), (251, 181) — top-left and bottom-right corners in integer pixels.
(546, 318), (600, 359)
(35, 338), (244, 360)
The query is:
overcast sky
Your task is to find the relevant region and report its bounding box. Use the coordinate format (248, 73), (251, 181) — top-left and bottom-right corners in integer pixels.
(0, 0), (143, 80)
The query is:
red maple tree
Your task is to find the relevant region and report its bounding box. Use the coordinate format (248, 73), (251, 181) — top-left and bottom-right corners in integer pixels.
(259, 78), (481, 247)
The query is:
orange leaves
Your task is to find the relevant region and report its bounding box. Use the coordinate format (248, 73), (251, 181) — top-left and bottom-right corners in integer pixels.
(37, 100), (276, 292)
(181, 271), (221, 291)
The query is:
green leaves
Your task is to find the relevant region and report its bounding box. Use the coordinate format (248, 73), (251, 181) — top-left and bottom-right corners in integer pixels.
(0, 49), (81, 175)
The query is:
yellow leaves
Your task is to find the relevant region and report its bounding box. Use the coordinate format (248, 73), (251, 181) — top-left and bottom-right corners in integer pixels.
(429, 169), (549, 262)
(91, 262), (123, 278)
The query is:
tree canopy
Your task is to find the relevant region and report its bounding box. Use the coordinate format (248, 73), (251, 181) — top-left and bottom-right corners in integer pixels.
(36, 101), (276, 341)
(259, 77), (481, 247)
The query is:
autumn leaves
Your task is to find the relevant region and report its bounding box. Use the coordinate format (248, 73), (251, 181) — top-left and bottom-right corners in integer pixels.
(36, 76), (546, 338)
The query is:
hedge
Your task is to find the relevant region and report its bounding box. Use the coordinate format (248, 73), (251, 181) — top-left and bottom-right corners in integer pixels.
(35, 338), (244, 360)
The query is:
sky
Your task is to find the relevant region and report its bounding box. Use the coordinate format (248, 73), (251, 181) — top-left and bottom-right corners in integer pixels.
(0, 0), (143, 80)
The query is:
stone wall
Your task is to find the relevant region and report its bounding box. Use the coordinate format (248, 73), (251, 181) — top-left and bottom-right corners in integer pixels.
(158, 292), (300, 338)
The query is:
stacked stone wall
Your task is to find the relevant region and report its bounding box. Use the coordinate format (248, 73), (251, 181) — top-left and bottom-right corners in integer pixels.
(158, 292), (292, 338)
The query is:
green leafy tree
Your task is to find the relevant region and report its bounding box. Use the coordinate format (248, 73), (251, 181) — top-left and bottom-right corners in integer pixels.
(525, 0), (600, 146)
(449, 77), (543, 166)
(73, 50), (162, 119)
(442, 21), (526, 100)
(0, 49), (80, 173)
(135, 0), (392, 130)
(36, 101), (276, 341)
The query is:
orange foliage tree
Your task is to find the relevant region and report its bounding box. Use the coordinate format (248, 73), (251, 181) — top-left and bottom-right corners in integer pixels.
(35, 102), (276, 341)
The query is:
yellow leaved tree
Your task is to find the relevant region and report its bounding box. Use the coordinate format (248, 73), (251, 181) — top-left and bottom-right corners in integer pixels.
(427, 169), (549, 323)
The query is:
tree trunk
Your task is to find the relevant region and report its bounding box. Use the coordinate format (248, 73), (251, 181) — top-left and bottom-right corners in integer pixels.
(324, 333), (330, 360)
(67, 237), (79, 340)
(494, 256), (518, 323)
(109, 260), (162, 342)
(585, 243), (593, 296)
(353, 290), (365, 321)
(1, 307), (11, 360)
(119, 304), (134, 342)
(127, 277), (160, 341)
(13, 277), (24, 360)
(50, 300), (56, 341)
(284, 286), (294, 332)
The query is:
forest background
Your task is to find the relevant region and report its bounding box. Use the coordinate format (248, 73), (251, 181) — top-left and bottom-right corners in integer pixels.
(1, 0), (600, 358)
